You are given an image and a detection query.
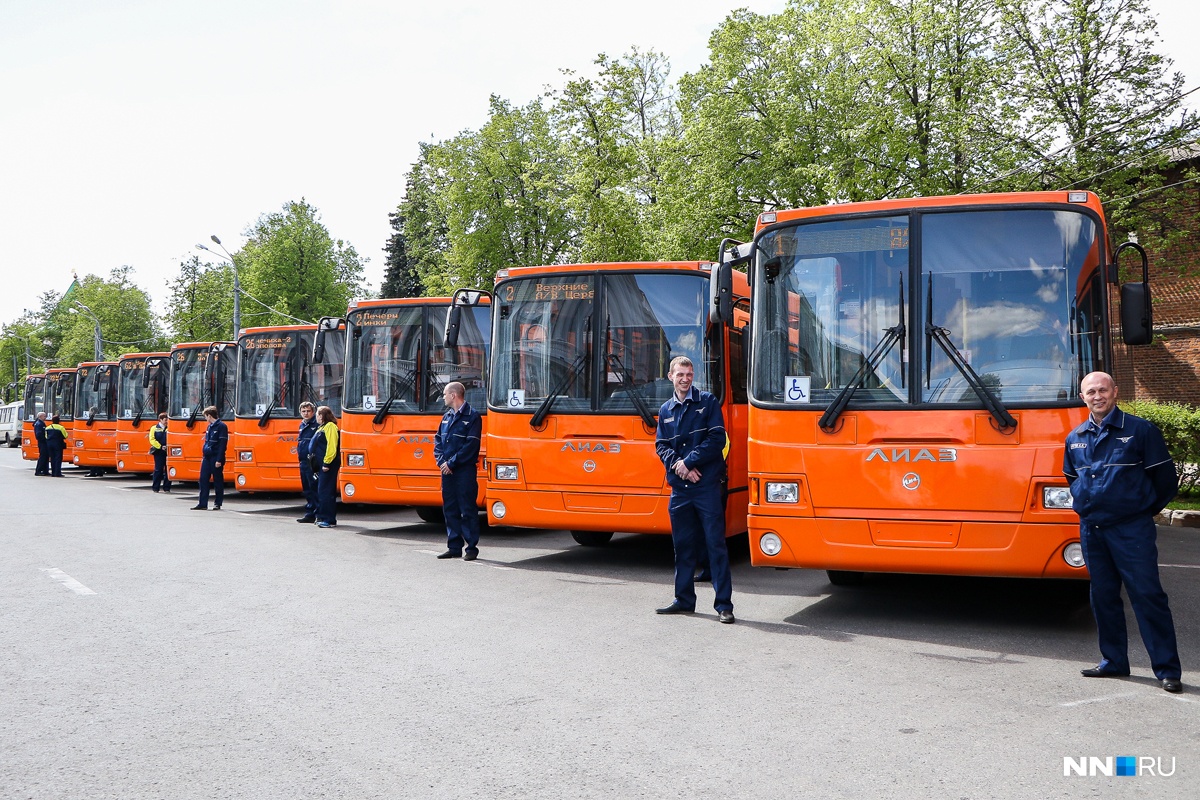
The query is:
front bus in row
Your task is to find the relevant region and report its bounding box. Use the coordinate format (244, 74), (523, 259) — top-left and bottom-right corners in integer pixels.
(44, 368), (78, 469)
(21, 373), (46, 462)
(339, 296), (490, 520)
(115, 352), (170, 475)
(712, 190), (1155, 583)
(231, 321), (346, 493)
(483, 262), (750, 545)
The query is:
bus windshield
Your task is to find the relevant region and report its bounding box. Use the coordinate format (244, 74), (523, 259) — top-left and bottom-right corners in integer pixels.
(170, 348), (209, 419)
(344, 305), (490, 414)
(752, 208), (1103, 407)
(77, 366), (116, 422)
(48, 373), (77, 421)
(238, 332), (307, 418)
(490, 271), (717, 412)
(118, 359), (168, 421)
(23, 377), (44, 421)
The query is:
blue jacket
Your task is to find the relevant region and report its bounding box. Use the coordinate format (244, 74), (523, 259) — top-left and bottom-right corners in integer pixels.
(434, 401), (482, 474)
(202, 418), (229, 461)
(655, 387), (726, 491)
(297, 415), (319, 463)
(1063, 408), (1178, 526)
(34, 418), (46, 444)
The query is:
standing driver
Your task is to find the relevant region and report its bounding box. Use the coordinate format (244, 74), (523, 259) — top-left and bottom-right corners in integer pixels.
(33, 411), (50, 476)
(192, 406), (228, 511)
(654, 356), (734, 623)
(433, 381), (482, 561)
(1063, 371), (1182, 693)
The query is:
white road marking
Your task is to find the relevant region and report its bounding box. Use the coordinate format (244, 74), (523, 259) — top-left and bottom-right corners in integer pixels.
(1059, 692), (1138, 707)
(417, 549), (443, 555)
(1161, 563), (1200, 569)
(40, 568), (97, 595)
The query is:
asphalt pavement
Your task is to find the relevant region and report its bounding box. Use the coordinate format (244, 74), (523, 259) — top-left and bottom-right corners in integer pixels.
(2, 449), (1197, 799)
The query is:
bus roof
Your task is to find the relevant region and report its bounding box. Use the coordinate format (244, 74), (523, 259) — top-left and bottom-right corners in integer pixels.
(756, 190), (1105, 232)
(76, 361), (117, 368)
(496, 261), (712, 281)
(349, 296), (456, 310)
(45, 367), (77, 375)
(118, 352), (171, 361)
(170, 341), (234, 351)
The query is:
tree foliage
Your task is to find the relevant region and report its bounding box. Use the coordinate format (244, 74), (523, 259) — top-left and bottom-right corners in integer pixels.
(164, 256), (236, 342)
(380, 209), (423, 299)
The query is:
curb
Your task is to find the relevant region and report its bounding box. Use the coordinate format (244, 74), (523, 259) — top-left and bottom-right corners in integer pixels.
(1156, 509), (1200, 528)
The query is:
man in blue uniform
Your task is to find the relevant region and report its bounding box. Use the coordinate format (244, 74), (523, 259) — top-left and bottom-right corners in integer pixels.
(296, 401), (319, 523)
(33, 411), (50, 476)
(192, 406), (228, 511)
(1063, 371), (1182, 693)
(433, 381), (482, 561)
(654, 356), (734, 623)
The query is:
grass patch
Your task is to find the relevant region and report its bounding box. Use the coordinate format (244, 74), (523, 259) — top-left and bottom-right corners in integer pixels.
(1167, 497), (1200, 511)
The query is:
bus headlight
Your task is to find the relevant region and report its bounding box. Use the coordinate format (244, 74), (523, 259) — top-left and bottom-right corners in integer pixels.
(1043, 486), (1073, 509)
(238, 450), (253, 462)
(119, 442), (130, 452)
(492, 501), (507, 519)
(347, 454), (365, 468)
(495, 464), (519, 481)
(1063, 542), (1086, 568)
(236, 474), (247, 486)
(765, 482), (799, 503)
(117, 460), (125, 469)
(760, 532), (783, 556)
(169, 447), (183, 457)
(343, 483), (355, 497)
(75, 440), (84, 448)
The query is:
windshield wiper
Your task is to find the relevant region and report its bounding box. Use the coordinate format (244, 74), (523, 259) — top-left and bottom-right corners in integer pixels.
(131, 399), (146, 428)
(373, 367), (418, 425)
(258, 378), (290, 428)
(819, 274), (906, 432)
(530, 352), (589, 429)
(186, 399), (203, 430)
(607, 353), (657, 429)
(924, 274), (1016, 431)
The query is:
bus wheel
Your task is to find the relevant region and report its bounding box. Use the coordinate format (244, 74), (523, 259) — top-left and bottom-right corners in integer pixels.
(571, 531), (613, 547)
(826, 570), (865, 586)
(416, 507), (445, 524)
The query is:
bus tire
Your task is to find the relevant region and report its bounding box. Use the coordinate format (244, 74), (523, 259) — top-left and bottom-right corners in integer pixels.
(416, 506), (445, 524)
(826, 570), (865, 586)
(570, 530), (613, 547)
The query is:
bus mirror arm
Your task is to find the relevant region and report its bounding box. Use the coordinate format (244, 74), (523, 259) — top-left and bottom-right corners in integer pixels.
(1114, 241), (1152, 346)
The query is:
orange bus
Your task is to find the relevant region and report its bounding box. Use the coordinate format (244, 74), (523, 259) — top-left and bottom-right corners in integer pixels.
(339, 296), (490, 520)
(712, 190), (1153, 582)
(166, 341), (236, 483)
(114, 352), (170, 474)
(44, 368), (78, 468)
(72, 362), (119, 473)
(230, 321), (346, 493)
(20, 373), (45, 461)
(483, 262), (751, 545)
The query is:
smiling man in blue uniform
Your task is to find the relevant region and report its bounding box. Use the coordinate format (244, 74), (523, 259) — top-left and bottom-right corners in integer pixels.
(434, 381), (482, 561)
(654, 356), (734, 623)
(1063, 371), (1182, 694)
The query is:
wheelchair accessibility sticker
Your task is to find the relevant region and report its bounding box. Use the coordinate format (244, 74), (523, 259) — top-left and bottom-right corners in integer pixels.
(784, 376), (811, 404)
(507, 389), (526, 408)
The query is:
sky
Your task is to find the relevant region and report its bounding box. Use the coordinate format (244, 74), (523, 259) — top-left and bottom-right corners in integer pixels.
(1, 0), (1198, 328)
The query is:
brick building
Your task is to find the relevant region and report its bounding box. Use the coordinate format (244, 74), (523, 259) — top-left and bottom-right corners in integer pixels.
(1109, 153), (1200, 405)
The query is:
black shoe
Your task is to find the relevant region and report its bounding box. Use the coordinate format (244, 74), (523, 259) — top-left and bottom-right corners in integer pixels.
(190, 505), (206, 510)
(656, 602), (694, 615)
(463, 549), (478, 561)
(152, 489), (160, 493)
(436, 550), (461, 559)
(1163, 678), (1183, 693)
(718, 610), (735, 624)
(212, 506), (221, 511)
(297, 516), (316, 523)
(1081, 665), (1130, 678)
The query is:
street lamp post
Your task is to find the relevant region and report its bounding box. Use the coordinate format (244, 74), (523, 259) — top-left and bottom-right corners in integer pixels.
(196, 235), (241, 339)
(70, 302), (103, 361)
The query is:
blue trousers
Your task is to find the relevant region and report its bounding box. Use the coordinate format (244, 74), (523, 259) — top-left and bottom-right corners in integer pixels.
(441, 468), (480, 554)
(151, 450), (171, 492)
(35, 444), (49, 475)
(299, 462), (318, 516)
(316, 466), (338, 523)
(1080, 516), (1181, 680)
(197, 457), (224, 508)
(668, 485), (733, 612)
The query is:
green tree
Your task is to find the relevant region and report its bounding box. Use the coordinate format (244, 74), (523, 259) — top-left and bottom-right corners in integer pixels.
(54, 266), (165, 367)
(164, 255), (236, 342)
(380, 209), (423, 298)
(237, 199), (368, 327)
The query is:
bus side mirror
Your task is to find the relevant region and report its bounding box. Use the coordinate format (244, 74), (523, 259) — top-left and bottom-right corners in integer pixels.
(92, 367), (104, 391)
(709, 263), (733, 325)
(313, 316), (343, 364)
(1115, 241), (1152, 346)
(444, 288), (490, 348)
